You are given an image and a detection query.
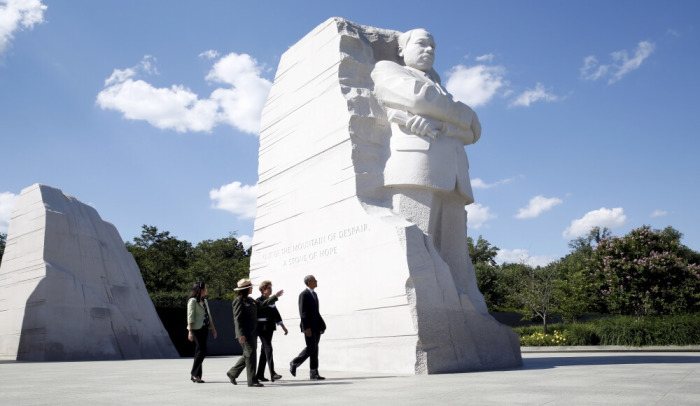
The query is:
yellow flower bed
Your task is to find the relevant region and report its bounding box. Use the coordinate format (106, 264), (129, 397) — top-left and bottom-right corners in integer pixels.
(520, 330), (567, 346)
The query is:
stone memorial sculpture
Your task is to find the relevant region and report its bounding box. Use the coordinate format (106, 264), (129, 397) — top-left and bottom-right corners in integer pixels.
(249, 18), (521, 374)
(371, 28), (487, 316)
(0, 184), (177, 361)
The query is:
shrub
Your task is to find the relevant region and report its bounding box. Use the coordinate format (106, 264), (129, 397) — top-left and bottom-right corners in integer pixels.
(591, 314), (700, 346)
(562, 323), (598, 346)
(515, 314), (700, 346)
(592, 317), (653, 346)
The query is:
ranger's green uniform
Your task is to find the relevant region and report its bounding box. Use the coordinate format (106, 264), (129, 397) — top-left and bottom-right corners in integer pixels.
(227, 294), (278, 386)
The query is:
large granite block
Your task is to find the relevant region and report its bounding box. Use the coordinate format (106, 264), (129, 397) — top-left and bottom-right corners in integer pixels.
(250, 18), (521, 374)
(0, 184), (177, 361)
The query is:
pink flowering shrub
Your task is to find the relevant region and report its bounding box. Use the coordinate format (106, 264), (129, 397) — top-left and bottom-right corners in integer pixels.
(590, 226), (700, 316)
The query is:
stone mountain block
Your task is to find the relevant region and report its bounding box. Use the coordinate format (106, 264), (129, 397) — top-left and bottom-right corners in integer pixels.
(0, 184), (177, 361)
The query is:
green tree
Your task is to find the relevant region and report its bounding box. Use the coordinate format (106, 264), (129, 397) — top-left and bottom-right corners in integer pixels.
(186, 233), (250, 298)
(126, 225), (193, 293)
(590, 225), (700, 316)
(0, 232), (6, 263)
(553, 227), (612, 321)
(468, 235), (499, 267)
(553, 256), (597, 322)
(664, 226), (700, 266)
(568, 226), (611, 253)
(474, 263), (498, 310)
(469, 236), (508, 310)
(507, 262), (559, 334)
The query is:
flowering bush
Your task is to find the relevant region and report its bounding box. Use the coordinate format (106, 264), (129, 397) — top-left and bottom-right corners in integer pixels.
(519, 330), (567, 346)
(589, 226), (700, 316)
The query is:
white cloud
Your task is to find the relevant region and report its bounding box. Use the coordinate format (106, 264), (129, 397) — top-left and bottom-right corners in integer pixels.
(199, 50), (219, 60)
(580, 41), (655, 84)
(466, 203), (496, 229)
(610, 41), (655, 83)
(475, 54), (494, 63)
(515, 195), (563, 219)
(0, 0), (46, 54)
(580, 56), (609, 81)
(471, 177), (516, 189)
(103, 56), (158, 86)
(0, 191), (18, 233)
(445, 64), (506, 107)
(650, 209), (668, 218)
(238, 234), (252, 250)
(104, 66), (136, 87)
(563, 207), (626, 238)
(209, 181), (257, 219)
(96, 53), (272, 135)
(509, 82), (560, 107)
(139, 55), (159, 75)
(205, 53), (273, 134)
(495, 248), (554, 267)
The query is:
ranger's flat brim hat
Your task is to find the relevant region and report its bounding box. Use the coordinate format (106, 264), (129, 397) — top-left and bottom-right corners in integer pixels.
(234, 278), (253, 291)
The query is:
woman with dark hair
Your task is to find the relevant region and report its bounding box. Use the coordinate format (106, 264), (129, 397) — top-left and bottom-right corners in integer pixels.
(226, 278), (283, 387)
(255, 280), (288, 382)
(187, 281), (217, 383)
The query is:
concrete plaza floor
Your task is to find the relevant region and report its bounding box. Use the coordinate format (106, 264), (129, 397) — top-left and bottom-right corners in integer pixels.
(1, 351), (699, 405)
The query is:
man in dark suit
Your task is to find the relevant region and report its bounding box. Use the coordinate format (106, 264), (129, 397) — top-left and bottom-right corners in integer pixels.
(289, 275), (326, 380)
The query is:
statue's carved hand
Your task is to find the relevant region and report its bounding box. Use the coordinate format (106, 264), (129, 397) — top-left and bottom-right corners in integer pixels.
(406, 114), (442, 139)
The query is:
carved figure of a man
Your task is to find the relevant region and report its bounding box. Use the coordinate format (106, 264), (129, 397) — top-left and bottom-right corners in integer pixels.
(371, 29), (486, 313)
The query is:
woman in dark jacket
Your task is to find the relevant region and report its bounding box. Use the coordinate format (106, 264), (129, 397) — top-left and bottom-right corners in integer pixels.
(255, 280), (288, 382)
(186, 281), (217, 383)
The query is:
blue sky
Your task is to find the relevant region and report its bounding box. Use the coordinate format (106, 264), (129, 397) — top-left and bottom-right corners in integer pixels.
(1, 0), (699, 266)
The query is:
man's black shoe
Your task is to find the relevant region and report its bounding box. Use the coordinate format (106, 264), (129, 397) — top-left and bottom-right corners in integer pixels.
(257, 376), (269, 382)
(290, 362), (297, 377)
(310, 370), (325, 380)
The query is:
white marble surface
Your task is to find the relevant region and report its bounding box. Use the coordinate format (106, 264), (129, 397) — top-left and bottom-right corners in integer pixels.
(0, 184), (177, 360)
(249, 18), (520, 374)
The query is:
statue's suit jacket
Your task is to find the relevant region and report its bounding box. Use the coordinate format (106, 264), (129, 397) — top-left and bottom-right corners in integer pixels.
(371, 60), (482, 204)
(298, 289), (326, 333)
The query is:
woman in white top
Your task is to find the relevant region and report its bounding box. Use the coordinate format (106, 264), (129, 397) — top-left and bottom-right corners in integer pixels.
(186, 281), (218, 383)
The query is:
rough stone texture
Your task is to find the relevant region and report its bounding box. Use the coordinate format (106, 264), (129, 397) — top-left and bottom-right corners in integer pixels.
(0, 184), (177, 361)
(250, 18), (521, 374)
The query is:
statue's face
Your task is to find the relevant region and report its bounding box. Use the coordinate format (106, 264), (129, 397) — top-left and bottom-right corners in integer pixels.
(401, 30), (435, 72)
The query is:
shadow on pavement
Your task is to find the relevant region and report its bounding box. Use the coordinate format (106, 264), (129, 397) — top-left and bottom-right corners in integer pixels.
(523, 354), (700, 370)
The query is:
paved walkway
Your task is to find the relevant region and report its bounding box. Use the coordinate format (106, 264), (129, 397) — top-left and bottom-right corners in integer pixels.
(1, 352), (699, 405)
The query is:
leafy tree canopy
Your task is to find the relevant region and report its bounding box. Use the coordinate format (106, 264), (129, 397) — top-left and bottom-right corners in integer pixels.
(568, 226), (611, 253)
(125, 225), (250, 298)
(126, 225), (193, 293)
(589, 225), (700, 316)
(186, 233), (250, 298)
(468, 235), (499, 267)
